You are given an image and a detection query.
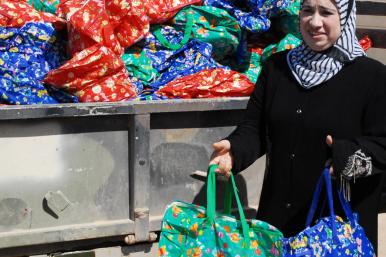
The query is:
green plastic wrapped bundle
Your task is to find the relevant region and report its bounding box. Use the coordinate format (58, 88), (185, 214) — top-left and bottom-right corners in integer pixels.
(27, 0), (59, 14)
(280, 0), (301, 16)
(169, 5), (242, 61)
(262, 33), (301, 62)
(122, 46), (159, 87)
(239, 34), (301, 84)
(239, 48), (263, 84)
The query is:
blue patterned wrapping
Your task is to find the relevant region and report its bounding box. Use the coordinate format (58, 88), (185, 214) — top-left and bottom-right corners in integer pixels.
(124, 25), (223, 92)
(245, 0), (293, 17)
(149, 39), (222, 90)
(0, 22), (72, 104)
(203, 0), (299, 33)
(45, 86), (79, 103)
(135, 91), (169, 101)
(203, 0), (271, 32)
(283, 169), (375, 256)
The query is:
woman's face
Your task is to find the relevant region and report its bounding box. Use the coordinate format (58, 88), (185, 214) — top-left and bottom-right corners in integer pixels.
(300, 0), (341, 51)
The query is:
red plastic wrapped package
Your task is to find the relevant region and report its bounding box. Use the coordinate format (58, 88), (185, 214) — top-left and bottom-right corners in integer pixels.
(156, 68), (255, 99)
(359, 35), (373, 52)
(57, 0), (150, 56)
(144, 0), (202, 24)
(44, 45), (138, 102)
(0, 0), (65, 29)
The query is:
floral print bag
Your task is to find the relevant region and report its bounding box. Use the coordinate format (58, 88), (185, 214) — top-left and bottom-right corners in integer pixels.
(283, 168), (375, 256)
(158, 164), (284, 256)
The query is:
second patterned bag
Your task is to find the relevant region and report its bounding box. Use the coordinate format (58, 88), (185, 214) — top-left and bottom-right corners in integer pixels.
(283, 168), (375, 256)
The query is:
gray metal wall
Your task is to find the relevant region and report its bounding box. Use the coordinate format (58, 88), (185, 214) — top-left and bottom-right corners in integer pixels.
(0, 99), (267, 256)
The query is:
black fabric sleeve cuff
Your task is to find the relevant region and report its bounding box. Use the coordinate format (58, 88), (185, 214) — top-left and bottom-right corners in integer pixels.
(332, 139), (373, 179)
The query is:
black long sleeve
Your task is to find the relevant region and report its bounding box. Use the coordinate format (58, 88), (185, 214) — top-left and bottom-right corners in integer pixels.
(332, 59), (386, 179)
(226, 64), (267, 173)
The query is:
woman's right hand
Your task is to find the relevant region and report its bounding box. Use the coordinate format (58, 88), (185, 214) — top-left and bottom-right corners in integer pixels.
(209, 140), (234, 178)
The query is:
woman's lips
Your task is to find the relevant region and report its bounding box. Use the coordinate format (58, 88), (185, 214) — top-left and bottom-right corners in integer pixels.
(309, 31), (325, 39)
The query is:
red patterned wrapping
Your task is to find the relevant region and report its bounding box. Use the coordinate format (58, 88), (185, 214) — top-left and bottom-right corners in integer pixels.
(57, 0), (202, 55)
(107, 0), (149, 49)
(44, 45), (138, 102)
(145, 0), (202, 24)
(359, 35), (373, 52)
(156, 68), (255, 99)
(57, 0), (150, 56)
(0, 0), (65, 28)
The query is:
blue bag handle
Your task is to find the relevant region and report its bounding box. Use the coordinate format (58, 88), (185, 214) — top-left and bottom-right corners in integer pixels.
(206, 164), (251, 249)
(306, 168), (355, 238)
(337, 188), (355, 221)
(306, 168), (337, 237)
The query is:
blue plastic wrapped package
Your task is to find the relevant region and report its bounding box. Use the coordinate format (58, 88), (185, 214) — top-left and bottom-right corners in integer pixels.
(148, 40), (222, 90)
(203, 0), (300, 33)
(203, 0), (271, 32)
(0, 22), (69, 104)
(45, 85), (79, 103)
(123, 25), (223, 92)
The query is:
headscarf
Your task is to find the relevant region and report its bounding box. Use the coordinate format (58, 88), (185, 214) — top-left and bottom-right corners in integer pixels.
(287, 0), (365, 89)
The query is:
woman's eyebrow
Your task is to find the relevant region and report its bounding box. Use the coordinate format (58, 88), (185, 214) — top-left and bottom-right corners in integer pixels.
(319, 5), (338, 12)
(302, 4), (314, 9)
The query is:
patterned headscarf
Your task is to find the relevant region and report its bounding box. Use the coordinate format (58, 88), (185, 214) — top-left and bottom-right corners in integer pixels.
(287, 0), (365, 89)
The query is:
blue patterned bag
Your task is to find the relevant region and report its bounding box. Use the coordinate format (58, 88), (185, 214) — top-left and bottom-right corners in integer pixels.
(0, 22), (71, 104)
(283, 168), (375, 256)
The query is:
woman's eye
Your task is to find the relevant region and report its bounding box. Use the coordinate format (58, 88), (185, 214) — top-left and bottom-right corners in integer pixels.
(301, 8), (313, 14)
(321, 11), (333, 16)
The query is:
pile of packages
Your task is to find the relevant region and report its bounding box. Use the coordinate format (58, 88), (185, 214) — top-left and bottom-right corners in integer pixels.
(0, 0), (370, 104)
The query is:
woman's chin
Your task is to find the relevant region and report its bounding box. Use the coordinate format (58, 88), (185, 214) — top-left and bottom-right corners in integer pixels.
(308, 42), (332, 52)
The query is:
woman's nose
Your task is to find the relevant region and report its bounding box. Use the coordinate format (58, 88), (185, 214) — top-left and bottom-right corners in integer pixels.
(309, 14), (323, 27)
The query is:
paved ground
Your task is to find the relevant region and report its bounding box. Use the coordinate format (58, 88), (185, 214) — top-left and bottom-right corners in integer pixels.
(379, 213), (386, 256)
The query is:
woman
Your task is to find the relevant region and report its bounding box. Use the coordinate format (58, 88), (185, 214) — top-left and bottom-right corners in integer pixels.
(210, 0), (386, 252)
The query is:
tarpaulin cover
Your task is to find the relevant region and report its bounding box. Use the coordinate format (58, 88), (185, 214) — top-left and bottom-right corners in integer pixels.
(156, 68), (254, 98)
(44, 45), (139, 102)
(0, 0), (65, 29)
(0, 22), (66, 104)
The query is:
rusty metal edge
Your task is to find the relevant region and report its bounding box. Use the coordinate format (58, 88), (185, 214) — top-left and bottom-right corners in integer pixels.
(0, 98), (250, 120)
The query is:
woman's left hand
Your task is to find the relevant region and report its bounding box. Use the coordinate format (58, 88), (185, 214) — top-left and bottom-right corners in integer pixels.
(326, 135), (335, 176)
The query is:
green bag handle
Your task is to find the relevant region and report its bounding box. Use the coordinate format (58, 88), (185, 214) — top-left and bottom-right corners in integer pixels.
(223, 180), (232, 215)
(152, 9), (194, 50)
(206, 164), (251, 249)
(207, 169), (232, 216)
